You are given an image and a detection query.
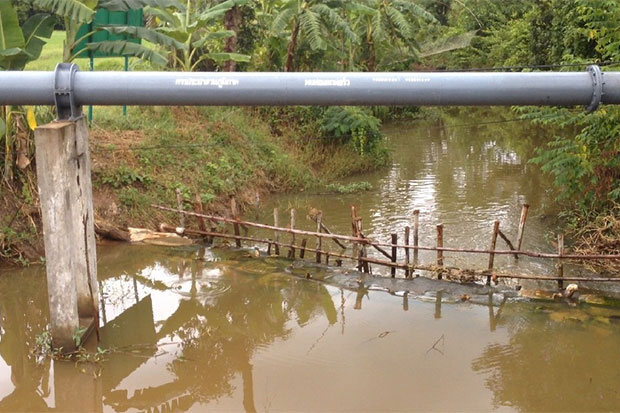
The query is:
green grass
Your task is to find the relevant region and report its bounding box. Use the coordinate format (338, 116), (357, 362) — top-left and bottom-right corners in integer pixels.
(26, 31), (154, 71)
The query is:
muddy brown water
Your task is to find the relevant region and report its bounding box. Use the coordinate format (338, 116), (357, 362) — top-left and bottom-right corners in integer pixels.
(1, 109), (620, 412)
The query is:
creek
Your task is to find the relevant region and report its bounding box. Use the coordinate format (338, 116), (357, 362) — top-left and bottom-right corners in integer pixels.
(0, 108), (619, 411)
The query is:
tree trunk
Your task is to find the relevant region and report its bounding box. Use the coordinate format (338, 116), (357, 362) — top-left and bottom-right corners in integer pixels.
(285, 20), (300, 72)
(367, 32), (376, 72)
(223, 6), (242, 72)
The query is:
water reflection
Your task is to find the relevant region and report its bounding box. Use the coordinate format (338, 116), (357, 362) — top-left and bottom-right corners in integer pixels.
(1, 244), (620, 411)
(472, 303), (620, 411)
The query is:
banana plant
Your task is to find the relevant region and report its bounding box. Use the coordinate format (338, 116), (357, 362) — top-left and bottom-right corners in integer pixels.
(0, 1), (53, 182)
(347, 0), (436, 71)
(270, 0), (358, 72)
(34, 0), (186, 65)
(145, 0), (250, 71)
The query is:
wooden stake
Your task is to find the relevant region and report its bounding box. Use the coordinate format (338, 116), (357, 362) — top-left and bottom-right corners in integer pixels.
(391, 233), (397, 277)
(557, 233), (564, 290)
(288, 209), (296, 258)
(351, 206), (359, 267)
(515, 204), (530, 252)
(487, 220), (500, 285)
(404, 226), (411, 278)
(35, 119), (98, 351)
(436, 224), (444, 278)
(193, 194), (207, 235)
(498, 229), (519, 259)
(309, 211), (347, 249)
(273, 208), (280, 255)
(300, 238), (307, 259)
(175, 188), (185, 228)
(413, 210), (420, 267)
(231, 197), (241, 247)
(358, 217), (370, 273)
(315, 211), (323, 263)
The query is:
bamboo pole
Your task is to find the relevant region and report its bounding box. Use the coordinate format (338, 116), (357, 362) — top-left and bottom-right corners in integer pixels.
(273, 208), (280, 255)
(309, 212), (347, 249)
(193, 194), (207, 233)
(498, 229), (519, 259)
(300, 238), (307, 259)
(404, 226), (411, 278)
(391, 234), (397, 277)
(515, 204), (530, 252)
(557, 233), (564, 290)
(436, 224), (444, 275)
(231, 197), (241, 247)
(413, 210), (419, 266)
(358, 217), (370, 273)
(158, 224), (620, 283)
(175, 188), (185, 228)
(315, 211), (322, 263)
(487, 221), (500, 285)
(289, 209), (296, 258)
(152, 206), (620, 260)
(351, 206), (360, 270)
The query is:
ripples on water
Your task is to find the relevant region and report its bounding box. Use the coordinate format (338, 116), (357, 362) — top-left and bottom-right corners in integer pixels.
(0, 110), (619, 411)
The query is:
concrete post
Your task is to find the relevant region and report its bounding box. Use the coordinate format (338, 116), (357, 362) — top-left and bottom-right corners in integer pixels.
(35, 118), (98, 351)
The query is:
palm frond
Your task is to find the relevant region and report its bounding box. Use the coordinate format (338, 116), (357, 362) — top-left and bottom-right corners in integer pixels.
(313, 4), (358, 44)
(34, 0), (95, 24)
(271, 6), (296, 34)
(85, 40), (168, 66)
(144, 5), (181, 26)
(99, 25), (187, 50)
(191, 30), (235, 48)
(393, 0), (437, 24)
(385, 5), (412, 40)
(299, 9), (325, 50)
(98, 0), (186, 12)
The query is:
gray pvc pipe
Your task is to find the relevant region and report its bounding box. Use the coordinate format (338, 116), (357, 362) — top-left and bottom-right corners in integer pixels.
(1, 70), (619, 107)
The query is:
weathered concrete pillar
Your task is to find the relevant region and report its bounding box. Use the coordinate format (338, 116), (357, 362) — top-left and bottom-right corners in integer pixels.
(35, 118), (98, 351)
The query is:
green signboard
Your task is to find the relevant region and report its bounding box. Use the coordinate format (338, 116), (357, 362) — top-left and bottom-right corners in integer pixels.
(75, 8), (144, 58)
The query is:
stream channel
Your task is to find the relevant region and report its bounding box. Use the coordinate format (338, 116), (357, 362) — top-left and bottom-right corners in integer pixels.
(1, 108), (620, 411)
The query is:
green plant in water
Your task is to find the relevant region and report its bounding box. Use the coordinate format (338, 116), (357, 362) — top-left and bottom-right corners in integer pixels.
(321, 106), (382, 155)
(325, 181), (372, 194)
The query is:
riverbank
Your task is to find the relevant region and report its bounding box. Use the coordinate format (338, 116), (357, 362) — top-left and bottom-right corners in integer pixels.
(0, 105), (388, 266)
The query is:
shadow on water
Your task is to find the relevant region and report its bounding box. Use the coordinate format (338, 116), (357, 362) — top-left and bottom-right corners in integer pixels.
(1, 244), (620, 411)
(1, 110), (620, 411)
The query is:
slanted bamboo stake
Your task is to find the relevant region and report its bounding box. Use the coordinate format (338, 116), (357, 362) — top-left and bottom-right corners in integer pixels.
(413, 210), (420, 267)
(436, 224), (444, 273)
(154, 205), (369, 243)
(158, 223), (620, 282)
(231, 197), (241, 247)
(175, 188), (185, 227)
(309, 212), (347, 249)
(152, 206), (620, 261)
(289, 209), (296, 258)
(515, 204), (530, 252)
(487, 221), (500, 285)
(300, 239), (307, 259)
(315, 211), (323, 263)
(498, 229), (519, 259)
(404, 226), (411, 278)
(557, 233), (564, 290)
(391, 234), (398, 277)
(273, 208), (280, 255)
